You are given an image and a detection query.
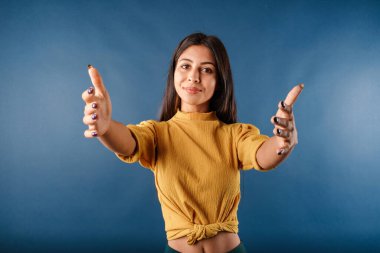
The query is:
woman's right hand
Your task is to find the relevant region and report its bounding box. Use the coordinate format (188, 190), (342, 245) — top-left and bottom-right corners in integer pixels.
(82, 65), (112, 138)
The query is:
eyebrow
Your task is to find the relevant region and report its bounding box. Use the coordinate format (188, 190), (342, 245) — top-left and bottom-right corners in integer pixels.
(179, 58), (215, 66)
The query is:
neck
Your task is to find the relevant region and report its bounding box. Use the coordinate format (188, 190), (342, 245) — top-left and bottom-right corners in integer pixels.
(180, 103), (210, 113)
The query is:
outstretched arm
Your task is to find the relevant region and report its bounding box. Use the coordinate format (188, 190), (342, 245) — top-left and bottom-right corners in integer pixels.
(256, 83), (304, 170)
(82, 65), (136, 156)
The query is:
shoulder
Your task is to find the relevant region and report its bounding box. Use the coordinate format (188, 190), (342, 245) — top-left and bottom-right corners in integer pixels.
(225, 122), (261, 136)
(133, 119), (168, 128)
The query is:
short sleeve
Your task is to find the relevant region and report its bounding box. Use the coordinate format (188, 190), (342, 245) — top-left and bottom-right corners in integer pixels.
(235, 123), (270, 171)
(115, 120), (157, 171)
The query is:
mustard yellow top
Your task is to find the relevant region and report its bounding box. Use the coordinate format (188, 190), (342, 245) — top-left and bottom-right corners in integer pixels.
(116, 110), (270, 245)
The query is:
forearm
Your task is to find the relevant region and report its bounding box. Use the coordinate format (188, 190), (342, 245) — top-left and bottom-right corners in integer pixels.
(98, 120), (136, 156)
(256, 136), (293, 170)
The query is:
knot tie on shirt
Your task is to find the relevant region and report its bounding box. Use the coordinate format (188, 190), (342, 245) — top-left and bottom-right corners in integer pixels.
(186, 220), (239, 245)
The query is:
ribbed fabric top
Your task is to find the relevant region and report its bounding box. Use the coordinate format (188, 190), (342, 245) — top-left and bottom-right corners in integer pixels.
(174, 110), (217, 121)
(116, 110), (270, 245)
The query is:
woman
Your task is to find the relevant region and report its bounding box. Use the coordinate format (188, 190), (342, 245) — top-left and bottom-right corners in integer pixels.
(82, 33), (303, 253)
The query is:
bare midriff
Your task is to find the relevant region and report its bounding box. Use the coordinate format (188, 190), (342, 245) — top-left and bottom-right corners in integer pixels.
(168, 232), (240, 253)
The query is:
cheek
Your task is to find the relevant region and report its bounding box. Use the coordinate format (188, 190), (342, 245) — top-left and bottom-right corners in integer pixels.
(173, 72), (179, 86)
(173, 73), (182, 94)
(174, 70), (185, 85)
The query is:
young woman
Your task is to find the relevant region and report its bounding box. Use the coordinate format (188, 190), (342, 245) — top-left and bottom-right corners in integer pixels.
(82, 33), (303, 253)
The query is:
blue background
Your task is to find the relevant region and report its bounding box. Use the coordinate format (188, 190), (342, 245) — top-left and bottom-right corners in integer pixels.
(1, 0), (379, 252)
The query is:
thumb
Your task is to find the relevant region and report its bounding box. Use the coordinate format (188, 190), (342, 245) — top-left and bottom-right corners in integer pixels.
(88, 64), (107, 95)
(284, 83), (304, 107)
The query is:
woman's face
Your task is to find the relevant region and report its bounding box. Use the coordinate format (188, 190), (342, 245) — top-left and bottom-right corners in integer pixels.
(174, 45), (217, 113)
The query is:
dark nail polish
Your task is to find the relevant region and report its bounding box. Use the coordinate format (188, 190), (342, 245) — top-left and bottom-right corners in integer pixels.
(277, 129), (282, 135)
(91, 113), (97, 120)
(281, 101), (286, 108)
(92, 103), (97, 109)
(87, 87), (94, 94)
(277, 149), (284, 155)
(91, 131), (98, 137)
(88, 64), (93, 69)
(274, 117), (279, 124)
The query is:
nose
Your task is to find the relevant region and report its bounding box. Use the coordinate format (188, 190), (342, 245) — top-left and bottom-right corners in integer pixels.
(188, 70), (200, 83)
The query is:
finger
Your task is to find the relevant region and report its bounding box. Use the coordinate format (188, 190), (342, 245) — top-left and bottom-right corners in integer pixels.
(273, 136), (289, 155)
(84, 102), (98, 115)
(273, 127), (290, 139)
(277, 145), (290, 156)
(284, 83), (304, 106)
(84, 129), (98, 138)
(83, 114), (98, 125)
(82, 87), (96, 103)
(272, 116), (290, 129)
(278, 101), (293, 115)
(88, 65), (107, 95)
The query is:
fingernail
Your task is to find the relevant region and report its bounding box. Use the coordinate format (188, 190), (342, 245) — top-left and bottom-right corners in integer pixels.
(91, 113), (97, 120)
(274, 117), (279, 124)
(281, 101), (286, 108)
(92, 103), (97, 108)
(87, 87), (94, 94)
(91, 131), (98, 137)
(88, 64), (93, 69)
(277, 149), (284, 155)
(277, 129), (282, 135)
(299, 83), (304, 89)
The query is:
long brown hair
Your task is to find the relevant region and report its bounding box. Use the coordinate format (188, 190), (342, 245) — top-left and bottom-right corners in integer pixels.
(159, 32), (237, 124)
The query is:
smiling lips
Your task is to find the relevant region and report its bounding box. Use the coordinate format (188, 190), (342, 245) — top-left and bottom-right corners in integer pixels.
(183, 87), (202, 94)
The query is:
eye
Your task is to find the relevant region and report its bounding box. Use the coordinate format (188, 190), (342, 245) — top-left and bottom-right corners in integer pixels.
(180, 64), (190, 70)
(201, 67), (213, 74)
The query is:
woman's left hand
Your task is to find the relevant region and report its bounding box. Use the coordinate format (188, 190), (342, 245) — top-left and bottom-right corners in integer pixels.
(271, 83), (304, 155)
